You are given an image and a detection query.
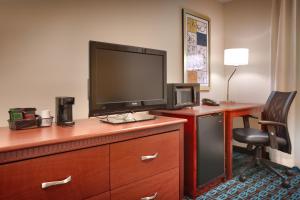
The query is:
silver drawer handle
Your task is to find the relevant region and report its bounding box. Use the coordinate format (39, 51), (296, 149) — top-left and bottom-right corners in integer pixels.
(141, 192), (158, 200)
(41, 176), (72, 189)
(141, 153), (158, 161)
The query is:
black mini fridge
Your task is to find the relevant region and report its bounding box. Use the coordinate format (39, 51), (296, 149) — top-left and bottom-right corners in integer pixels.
(197, 113), (225, 187)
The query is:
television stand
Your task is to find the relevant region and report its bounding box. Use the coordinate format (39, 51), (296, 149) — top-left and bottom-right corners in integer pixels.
(99, 112), (156, 124)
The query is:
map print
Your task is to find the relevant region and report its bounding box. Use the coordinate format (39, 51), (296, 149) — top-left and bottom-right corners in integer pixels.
(185, 13), (209, 89)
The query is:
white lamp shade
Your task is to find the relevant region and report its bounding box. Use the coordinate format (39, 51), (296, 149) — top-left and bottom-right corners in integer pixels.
(224, 48), (249, 66)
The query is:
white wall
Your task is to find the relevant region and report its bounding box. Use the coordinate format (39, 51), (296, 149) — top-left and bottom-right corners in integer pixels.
(0, 0), (225, 126)
(224, 0), (272, 103)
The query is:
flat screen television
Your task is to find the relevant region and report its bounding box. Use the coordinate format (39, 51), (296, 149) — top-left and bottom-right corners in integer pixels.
(89, 41), (167, 118)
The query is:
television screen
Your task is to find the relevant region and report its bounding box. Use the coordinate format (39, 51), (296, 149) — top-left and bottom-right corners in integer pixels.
(89, 41), (167, 116)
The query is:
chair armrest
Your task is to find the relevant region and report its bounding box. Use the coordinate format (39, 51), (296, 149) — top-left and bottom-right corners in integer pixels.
(258, 120), (286, 150)
(267, 131), (279, 149)
(258, 120), (286, 127)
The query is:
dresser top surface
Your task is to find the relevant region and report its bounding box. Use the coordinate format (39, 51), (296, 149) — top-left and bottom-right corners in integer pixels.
(152, 103), (263, 116)
(0, 116), (186, 153)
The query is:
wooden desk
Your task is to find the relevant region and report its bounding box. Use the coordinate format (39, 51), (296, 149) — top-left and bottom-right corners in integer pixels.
(152, 103), (263, 198)
(0, 116), (186, 200)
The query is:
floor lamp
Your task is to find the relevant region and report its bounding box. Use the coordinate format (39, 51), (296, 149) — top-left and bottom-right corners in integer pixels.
(224, 48), (249, 102)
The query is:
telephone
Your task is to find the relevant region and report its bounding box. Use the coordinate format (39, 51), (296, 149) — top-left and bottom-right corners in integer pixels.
(201, 98), (219, 106)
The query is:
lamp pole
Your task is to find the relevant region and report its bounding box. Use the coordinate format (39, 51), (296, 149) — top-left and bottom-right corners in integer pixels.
(226, 66), (238, 102)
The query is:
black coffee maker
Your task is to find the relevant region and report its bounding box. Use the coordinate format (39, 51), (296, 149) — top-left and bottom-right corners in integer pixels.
(56, 97), (75, 126)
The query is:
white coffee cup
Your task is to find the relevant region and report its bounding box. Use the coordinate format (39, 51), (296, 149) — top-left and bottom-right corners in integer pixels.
(40, 117), (53, 127)
(40, 110), (51, 118)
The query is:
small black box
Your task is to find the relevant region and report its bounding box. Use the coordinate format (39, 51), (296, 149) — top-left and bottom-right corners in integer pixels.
(167, 83), (200, 109)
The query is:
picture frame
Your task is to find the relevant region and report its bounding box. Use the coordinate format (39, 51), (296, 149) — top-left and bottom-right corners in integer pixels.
(182, 9), (210, 91)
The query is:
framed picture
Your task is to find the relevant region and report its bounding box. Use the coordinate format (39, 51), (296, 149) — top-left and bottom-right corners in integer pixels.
(182, 9), (210, 91)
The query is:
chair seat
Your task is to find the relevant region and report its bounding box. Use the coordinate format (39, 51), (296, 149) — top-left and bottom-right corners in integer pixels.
(233, 128), (287, 146)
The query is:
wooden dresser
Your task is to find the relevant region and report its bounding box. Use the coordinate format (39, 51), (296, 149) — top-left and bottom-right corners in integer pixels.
(0, 116), (186, 200)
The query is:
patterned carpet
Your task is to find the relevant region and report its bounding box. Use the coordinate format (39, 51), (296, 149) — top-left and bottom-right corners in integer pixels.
(196, 152), (300, 200)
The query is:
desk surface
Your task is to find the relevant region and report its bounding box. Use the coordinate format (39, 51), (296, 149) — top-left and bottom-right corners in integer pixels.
(152, 103), (263, 116)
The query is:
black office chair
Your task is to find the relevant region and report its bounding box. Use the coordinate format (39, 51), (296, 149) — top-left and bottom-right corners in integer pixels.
(233, 91), (297, 188)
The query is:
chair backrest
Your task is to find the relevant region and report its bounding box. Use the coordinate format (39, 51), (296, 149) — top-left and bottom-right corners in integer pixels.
(262, 91), (297, 154)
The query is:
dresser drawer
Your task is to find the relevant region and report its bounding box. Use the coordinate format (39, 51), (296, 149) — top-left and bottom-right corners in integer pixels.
(111, 168), (179, 200)
(110, 131), (179, 189)
(0, 145), (109, 200)
(85, 192), (110, 200)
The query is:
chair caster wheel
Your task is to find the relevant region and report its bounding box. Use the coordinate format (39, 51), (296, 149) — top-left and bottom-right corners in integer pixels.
(282, 180), (290, 188)
(239, 175), (246, 182)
